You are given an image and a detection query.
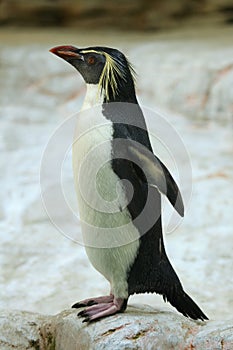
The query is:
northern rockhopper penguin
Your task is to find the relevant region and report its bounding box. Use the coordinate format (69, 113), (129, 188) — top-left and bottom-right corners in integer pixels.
(50, 45), (208, 322)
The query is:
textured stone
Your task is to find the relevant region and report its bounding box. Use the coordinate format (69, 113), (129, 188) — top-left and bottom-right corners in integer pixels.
(132, 36), (233, 122)
(0, 307), (232, 350)
(0, 310), (48, 350)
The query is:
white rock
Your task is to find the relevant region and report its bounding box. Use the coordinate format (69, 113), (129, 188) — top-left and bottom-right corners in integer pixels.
(1, 307), (232, 350)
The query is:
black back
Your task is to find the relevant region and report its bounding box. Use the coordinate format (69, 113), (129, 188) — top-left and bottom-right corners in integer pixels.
(102, 100), (181, 294)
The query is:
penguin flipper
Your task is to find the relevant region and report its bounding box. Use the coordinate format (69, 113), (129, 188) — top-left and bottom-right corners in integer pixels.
(127, 142), (184, 217)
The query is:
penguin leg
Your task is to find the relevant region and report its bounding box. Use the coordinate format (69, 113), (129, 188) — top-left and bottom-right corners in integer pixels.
(72, 294), (114, 308)
(77, 297), (128, 322)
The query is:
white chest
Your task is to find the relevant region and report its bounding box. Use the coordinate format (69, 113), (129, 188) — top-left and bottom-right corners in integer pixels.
(72, 85), (120, 217)
(72, 84), (130, 226)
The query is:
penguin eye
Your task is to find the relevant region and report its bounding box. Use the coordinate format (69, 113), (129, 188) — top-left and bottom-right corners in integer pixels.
(87, 56), (96, 65)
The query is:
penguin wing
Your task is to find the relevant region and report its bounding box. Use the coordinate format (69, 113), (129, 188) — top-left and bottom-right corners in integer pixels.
(127, 142), (184, 217)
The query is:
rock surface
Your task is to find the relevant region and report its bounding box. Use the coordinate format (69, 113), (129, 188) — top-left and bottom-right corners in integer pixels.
(1, 306), (233, 350)
(0, 309), (48, 350)
(134, 32), (233, 123)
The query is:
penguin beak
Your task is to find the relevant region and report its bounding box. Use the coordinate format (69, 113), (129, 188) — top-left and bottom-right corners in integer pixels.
(49, 45), (84, 61)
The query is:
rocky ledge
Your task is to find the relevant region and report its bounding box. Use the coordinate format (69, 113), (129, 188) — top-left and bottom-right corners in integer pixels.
(1, 305), (232, 350)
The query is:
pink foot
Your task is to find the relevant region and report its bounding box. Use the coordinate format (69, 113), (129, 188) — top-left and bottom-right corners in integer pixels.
(76, 297), (128, 322)
(72, 294), (114, 308)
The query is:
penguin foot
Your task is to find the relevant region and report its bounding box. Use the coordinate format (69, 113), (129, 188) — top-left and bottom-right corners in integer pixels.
(76, 297), (127, 322)
(72, 294), (114, 308)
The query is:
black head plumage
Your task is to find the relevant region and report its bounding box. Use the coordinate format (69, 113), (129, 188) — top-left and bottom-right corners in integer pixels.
(50, 45), (137, 103)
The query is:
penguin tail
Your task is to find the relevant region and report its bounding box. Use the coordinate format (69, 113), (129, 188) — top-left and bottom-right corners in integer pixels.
(163, 289), (208, 321)
(158, 258), (208, 321)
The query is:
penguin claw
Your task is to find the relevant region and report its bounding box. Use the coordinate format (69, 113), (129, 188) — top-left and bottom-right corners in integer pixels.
(72, 300), (97, 308)
(72, 295), (114, 309)
(77, 310), (86, 317)
(72, 303), (84, 308)
(87, 300), (98, 306)
(71, 303), (82, 309)
(77, 311), (83, 317)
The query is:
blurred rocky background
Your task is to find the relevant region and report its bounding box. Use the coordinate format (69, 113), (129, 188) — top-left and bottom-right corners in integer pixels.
(0, 0), (233, 29)
(0, 1), (233, 348)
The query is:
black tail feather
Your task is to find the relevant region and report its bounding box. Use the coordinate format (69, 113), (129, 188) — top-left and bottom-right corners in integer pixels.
(163, 289), (208, 321)
(158, 258), (208, 321)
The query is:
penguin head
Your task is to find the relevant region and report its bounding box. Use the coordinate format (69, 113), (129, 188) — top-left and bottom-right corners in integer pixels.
(50, 45), (136, 102)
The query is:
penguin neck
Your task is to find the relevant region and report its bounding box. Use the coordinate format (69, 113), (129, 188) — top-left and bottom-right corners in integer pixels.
(81, 84), (103, 111)
(81, 81), (138, 112)
(103, 79), (138, 104)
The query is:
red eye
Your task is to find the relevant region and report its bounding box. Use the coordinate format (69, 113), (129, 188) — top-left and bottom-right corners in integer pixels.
(87, 56), (95, 65)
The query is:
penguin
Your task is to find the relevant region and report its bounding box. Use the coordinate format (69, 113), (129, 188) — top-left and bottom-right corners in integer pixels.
(49, 45), (208, 323)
